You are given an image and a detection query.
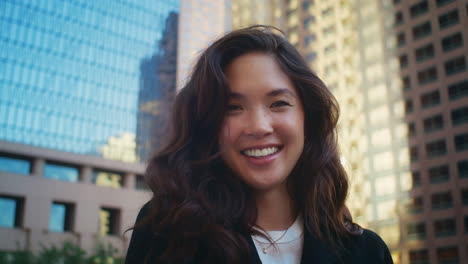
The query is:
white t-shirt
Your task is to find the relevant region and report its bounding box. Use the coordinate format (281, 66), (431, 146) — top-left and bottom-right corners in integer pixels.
(251, 216), (304, 264)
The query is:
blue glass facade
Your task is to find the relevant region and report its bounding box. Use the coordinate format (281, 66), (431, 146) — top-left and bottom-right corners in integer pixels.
(0, 0), (179, 163)
(44, 162), (79, 182)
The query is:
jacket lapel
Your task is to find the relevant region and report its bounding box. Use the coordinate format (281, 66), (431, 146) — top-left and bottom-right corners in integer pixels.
(246, 235), (262, 264)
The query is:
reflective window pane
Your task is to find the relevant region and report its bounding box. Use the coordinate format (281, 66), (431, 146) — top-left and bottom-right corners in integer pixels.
(0, 155), (31, 175)
(49, 203), (66, 232)
(92, 170), (122, 189)
(44, 163), (79, 182)
(0, 197), (16, 228)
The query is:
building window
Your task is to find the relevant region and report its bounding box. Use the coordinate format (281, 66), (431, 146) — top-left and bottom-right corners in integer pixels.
(92, 169), (123, 189)
(324, 44), (336, 54)
(410, 1), (429, 18)
(417, 66), (437, 85)
(412, 171), (421, 187)
(463, 189), (468, 205)
(303, 16), (315, 27)
(458, 160), (468, 178)
(302, 1), (313, 10)
(421, 90), (441, 108)
(409, 249), (429, 264)
(436, 0), (455, 7)
(304, 34), (316, 46)
(415, 44), (434, 62)
(434, 218), (456, 237)
(0, 154), (31, 175)
(44, 162), (79, 182)
(442, 32), (463, 52)
(454, 133), (468, 152)
(99, 207), (120, 235)
(444, 56), (466, 76)
(425, 139), (447, 157)
(439, 10), (459, 29)
(135, 175), (149, 190)
(429, 164), (450, 183)
(395, 11), (404, 26)
(403, 76), (411, 91)
(407, 197), (424, 213)
(407, 222), (426, 240)
(409, 122), (416, 137)
(421, 91), (442, 110)
(397, 32), (406, 47)
(323, 25), (336, 36)
(451, 106), (468, 126)
(431, 191), (453, 209)
(465, 216), (468, 232)
(448, 80), (468, 100)
(306, 52), (317, 63)
(410, 146), (419, 162)
(436, 246), (459, 264)
(0, 195), (23, 228)
(423, 114), (444, 133)
(399, 54), (408, 68)
(49, 202), (74, 232)
(322, 7), (333, 17)
(412, 21), (432, 40)
(405, 99), (414, 114)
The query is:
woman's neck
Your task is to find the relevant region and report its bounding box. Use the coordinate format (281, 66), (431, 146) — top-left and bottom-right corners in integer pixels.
(254, 185), (296, 231)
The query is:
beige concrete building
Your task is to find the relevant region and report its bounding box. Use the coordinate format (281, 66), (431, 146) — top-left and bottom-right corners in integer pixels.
(0, 140), (150, 254)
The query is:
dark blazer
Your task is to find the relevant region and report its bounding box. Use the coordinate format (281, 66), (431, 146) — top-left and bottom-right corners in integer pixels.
(126, 204), (393, 264)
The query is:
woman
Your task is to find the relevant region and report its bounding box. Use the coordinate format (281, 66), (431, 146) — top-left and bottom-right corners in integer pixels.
(125, 26), (393, 264)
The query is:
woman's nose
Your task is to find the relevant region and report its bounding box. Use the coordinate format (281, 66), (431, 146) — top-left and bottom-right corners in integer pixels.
(244, 108), (273, 138)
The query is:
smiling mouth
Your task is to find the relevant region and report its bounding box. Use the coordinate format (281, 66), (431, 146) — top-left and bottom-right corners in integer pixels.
(241, 146), (282, 158)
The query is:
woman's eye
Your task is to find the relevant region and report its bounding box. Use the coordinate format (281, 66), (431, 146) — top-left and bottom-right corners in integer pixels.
(226, 104), (242, 112)
(271, 101), (292, 108)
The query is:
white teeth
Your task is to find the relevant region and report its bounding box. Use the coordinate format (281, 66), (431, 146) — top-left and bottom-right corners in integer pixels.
(243, 147), (279, 157)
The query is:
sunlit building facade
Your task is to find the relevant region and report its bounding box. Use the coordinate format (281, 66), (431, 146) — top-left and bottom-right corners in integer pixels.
(176, 0), (232, 89)
(0, 0), (179, 255)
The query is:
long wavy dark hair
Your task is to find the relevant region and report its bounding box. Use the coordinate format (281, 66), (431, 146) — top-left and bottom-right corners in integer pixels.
(141, 25), (358, 263)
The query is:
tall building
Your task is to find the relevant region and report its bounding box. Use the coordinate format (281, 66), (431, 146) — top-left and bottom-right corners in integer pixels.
(0, 0), (179, 254)
(392, 0), (468, 263)
(230, 0), (468, 263)
(137, 12), (179, 161)
(176, 0), (232, 90)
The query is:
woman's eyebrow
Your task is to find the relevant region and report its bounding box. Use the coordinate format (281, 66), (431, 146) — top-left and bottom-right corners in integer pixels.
(267, 88), (296, 98)
(228, 92), (244, 99)
(228, 88), (296, 99)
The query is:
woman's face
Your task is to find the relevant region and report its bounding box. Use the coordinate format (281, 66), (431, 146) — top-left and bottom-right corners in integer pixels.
(219, 52), (305, 192)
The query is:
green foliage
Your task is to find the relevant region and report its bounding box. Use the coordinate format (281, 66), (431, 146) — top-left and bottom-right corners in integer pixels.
(87, 242), (123, 264)
(0, 250), (35, 264)
(0, 241), (124, 264)
(36, 241), (87, 264)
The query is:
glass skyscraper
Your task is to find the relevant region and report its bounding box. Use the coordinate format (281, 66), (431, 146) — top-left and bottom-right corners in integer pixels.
(0, 0), (179, 163)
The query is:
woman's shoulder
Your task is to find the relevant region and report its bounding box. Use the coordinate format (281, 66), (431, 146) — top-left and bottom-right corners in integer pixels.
(125, 202), (154, 264)
(356, 228), (387, 245)
(347, 228), (393, 263)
